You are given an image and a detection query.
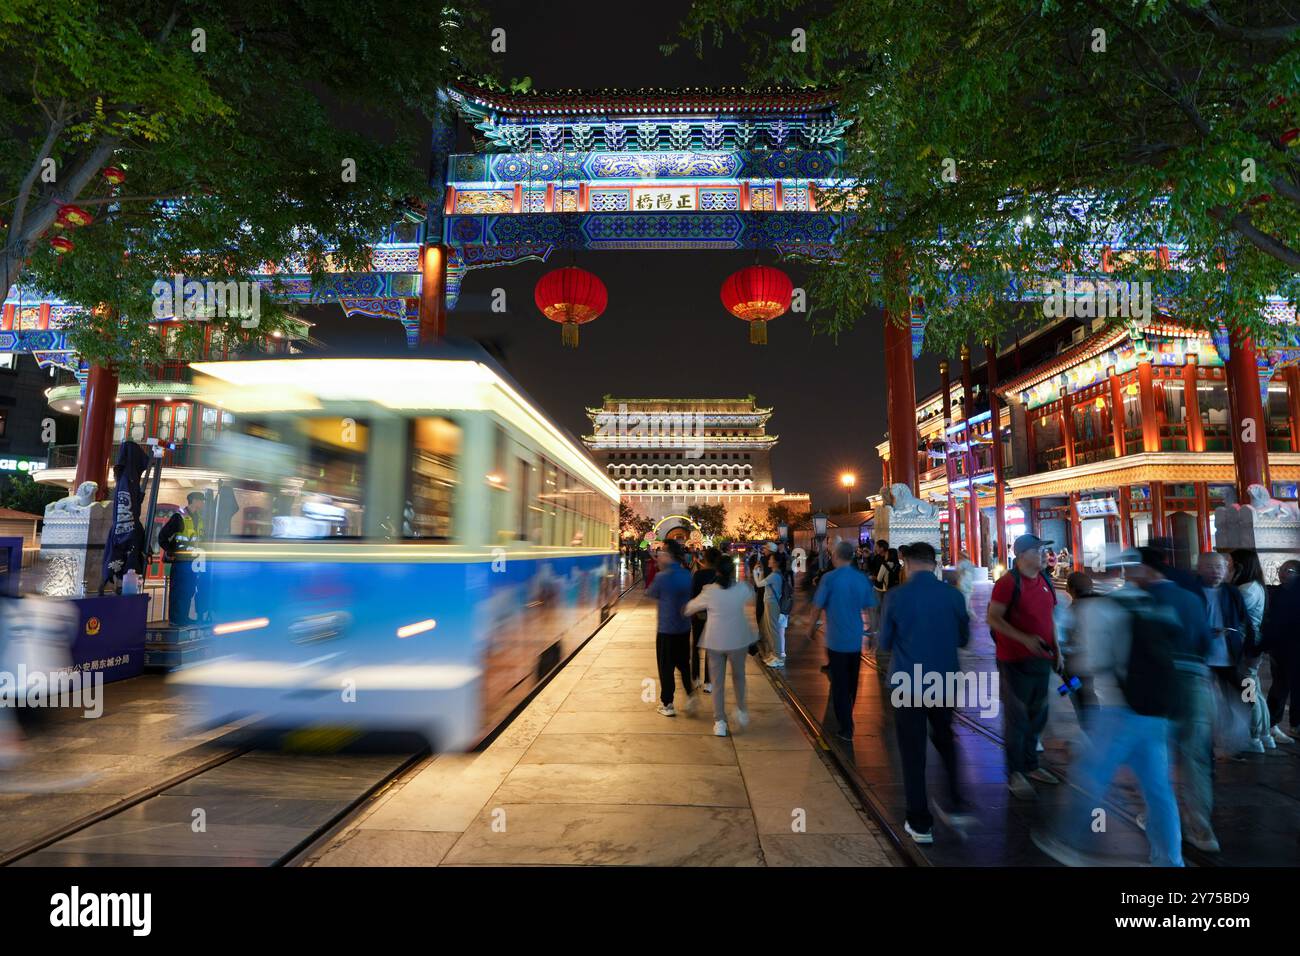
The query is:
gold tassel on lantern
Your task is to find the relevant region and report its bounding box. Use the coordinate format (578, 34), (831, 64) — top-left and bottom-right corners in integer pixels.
(562, 321), (579, 348)
(749, 319), (767, 345)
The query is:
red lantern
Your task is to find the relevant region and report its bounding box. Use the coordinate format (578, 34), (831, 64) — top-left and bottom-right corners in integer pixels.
(49, 235), (74, 255)
(102, 166), (126, 185)
(534, 266), (607, 347)
(721, 264), (792, 344)
(56, 204), (93, 228)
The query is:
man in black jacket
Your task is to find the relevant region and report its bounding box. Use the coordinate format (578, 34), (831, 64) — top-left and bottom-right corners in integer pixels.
(1265, 560), (1300, 742)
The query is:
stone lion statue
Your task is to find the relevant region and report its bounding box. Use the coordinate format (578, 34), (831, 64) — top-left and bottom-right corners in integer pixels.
(1247, 483), (1297, 519)
(45, 481), (98, 516)
(888, 482), (936, 518)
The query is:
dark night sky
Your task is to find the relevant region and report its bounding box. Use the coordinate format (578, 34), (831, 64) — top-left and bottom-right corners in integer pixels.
(316, 0), (948, 508)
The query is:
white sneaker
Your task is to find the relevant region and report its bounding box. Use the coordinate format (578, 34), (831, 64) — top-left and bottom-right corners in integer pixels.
(682, 693), (699, 716)
(769, 658), (785, 669)
(1244, 739), (1266, 754)
(1262, 735), (1277, 750)
(702, 682), (712, 694)
(733, 708), (750, 729)
(713, 720), (728, 737)
(1271, 725), (1294, 744)
(657, 703), (676, 717)
(904, 822), (934, 845)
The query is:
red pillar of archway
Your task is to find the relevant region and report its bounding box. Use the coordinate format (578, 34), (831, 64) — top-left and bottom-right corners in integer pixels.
(1225, 332), (1270, 501)
(418, 243), (448, 345)
(74, 363), (118, 501)
(940, 358), (961, 563)
(883, 262), (918, 496)
(986, 342), (1007, 568)
(960, 344), (982, 565)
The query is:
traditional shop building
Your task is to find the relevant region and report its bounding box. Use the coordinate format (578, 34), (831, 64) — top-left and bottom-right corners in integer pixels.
(584, 395), (810, 536)
(877, 316), (1300, 572)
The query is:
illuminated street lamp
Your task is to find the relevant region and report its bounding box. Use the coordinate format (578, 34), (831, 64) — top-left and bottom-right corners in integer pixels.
(812, 511), (828, 539)
(840, 472), (856, 513)
(777, 520), (789, 550)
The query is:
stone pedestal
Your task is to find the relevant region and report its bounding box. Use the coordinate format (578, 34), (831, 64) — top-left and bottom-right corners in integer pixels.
(1213, 498), (1300, 585)
(38, 486), (112, 598)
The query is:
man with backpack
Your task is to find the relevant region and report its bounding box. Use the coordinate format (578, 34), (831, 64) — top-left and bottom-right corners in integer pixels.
(1033, 549), (1185, 867)
(987, 533), (1061, 800)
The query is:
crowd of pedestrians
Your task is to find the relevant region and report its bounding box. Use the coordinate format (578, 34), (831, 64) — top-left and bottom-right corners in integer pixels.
(645, 537), (794, 736)
(643, 527), (1299, 863)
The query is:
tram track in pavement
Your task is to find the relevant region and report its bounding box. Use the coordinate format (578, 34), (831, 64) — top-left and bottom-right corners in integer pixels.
(3, 575), (641, 868)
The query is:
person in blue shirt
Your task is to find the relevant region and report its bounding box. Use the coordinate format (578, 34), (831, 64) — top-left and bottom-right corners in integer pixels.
(877, 541), (973, 844)
(646, 538), (697, 717)
(807, 539), (877, 743)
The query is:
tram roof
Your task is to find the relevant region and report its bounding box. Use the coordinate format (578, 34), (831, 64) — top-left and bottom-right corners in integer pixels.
(190, 340), (618, 502)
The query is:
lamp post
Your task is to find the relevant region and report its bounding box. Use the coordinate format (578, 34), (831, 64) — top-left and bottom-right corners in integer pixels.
(777, 520), (789, 552)
(840, 472), (856, 514)
(812, 511), (829, 577)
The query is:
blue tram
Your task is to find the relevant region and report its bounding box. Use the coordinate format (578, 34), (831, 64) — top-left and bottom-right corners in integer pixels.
(170, 346), (619, 750)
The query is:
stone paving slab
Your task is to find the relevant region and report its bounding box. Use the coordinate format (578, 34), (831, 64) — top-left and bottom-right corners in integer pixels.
(306, 593), (897, 867)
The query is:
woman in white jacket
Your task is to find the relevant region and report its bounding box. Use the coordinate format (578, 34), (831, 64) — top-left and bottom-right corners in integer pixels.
(684, 555), (757, 737)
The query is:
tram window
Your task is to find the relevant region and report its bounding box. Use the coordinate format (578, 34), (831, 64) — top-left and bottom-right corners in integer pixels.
(516, 456), (531, 541)
(219, 417), (368, 539)
(405, 417), (460, 540)
(539, 459), (559, 544)
(488, 425), (511, 544)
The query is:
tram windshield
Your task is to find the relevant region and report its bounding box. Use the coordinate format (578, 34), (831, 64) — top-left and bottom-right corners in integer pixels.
(214, 416), (368, 540)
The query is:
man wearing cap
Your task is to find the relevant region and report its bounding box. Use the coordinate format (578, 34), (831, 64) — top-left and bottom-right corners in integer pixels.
(987, 533), (1061, 800)
(878, 541), (974, 843)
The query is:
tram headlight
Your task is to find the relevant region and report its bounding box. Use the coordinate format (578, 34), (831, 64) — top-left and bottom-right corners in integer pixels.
(396, 619), (437, 638)
(213, 617), (270, 636)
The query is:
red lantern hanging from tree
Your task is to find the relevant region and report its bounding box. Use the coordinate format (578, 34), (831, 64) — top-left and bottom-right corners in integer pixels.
(56, 204), (93, 228)
(535, 266), (607, 348)
(102, 166), (126, 185)
(721, 264), (792, 344)
(49, 235), (74, 255)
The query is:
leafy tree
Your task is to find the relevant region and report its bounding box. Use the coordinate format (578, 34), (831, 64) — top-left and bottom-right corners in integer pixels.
(2, 0), (491, 378)
(767, 501), (810, 530)
(731, 512), (773, 541)
(0, 473), (63, 514)
(682, 1), (1300, 351)
(686, 502), (727, 537)
(619, 501), (654, 540)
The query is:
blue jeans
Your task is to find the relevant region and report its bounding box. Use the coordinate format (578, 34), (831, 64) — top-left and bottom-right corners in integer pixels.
(1064, 706), (1184, 866)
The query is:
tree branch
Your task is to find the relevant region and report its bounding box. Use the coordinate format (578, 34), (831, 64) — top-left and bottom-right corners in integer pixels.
(1173, 2), (1300, 43)
(1212, 205), (1300, 269)
(7, 107), (65, 247)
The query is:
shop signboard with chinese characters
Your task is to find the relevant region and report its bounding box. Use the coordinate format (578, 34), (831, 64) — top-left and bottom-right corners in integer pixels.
(1076, 497), (1119, 518)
